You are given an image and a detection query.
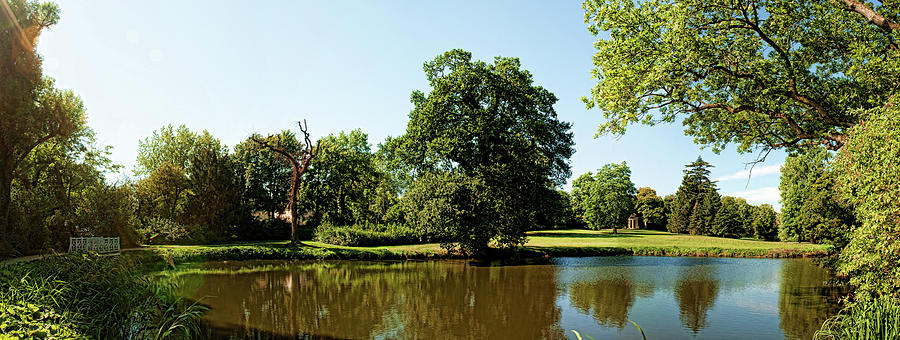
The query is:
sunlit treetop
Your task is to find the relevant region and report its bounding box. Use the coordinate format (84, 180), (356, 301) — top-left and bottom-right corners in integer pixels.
(582, 0), (899, 154)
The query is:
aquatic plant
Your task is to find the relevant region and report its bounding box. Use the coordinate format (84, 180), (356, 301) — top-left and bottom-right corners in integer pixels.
(815, 298), (900, 340)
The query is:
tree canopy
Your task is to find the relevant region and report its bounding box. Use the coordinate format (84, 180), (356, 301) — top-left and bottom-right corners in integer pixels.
(579, 162), (637, 232)
(668, 157), (716, 233)
(582, 0), (899, 153)
(394, 49), (575, 253)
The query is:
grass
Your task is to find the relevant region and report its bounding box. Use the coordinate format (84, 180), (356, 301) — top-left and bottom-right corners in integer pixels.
(0, 252), (207, 339)
(135, 228), (830, 265)
(815, 297), (900, 340)
(527, 229), (828, 256)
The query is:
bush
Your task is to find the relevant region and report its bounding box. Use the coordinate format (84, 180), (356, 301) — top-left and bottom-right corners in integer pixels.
(314, 223), (436, 247)
(833, 101), (900, 301)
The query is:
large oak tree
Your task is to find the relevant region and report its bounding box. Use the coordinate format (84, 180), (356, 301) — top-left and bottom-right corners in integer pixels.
(582, 0), (899, 153)
(397, 49), (574, 254)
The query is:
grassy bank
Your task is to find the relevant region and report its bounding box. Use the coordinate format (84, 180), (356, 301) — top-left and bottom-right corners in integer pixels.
(0, 252), (205, 339)
(142, 228), (829, 264)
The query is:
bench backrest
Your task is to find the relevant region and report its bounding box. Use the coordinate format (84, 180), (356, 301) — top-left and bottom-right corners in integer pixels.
(69, 237), (121, 253)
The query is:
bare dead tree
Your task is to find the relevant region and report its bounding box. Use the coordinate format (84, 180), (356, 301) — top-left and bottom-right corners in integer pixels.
(251, 119), (318, 244)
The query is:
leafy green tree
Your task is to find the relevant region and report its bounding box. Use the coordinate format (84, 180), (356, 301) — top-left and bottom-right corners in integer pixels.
(582, 0), (899, 153)
(712, 196), (742, 238)
(582, 162), (637, 233)
(779, 149), (853, 243)
(400, 172), (487, 253)
(134, 126), (243, 243)
(0, 0), (81, 249)
(798, 173), (854, 245)
(233, 131), (299, 221)
(663, 194), (676, 224)
(10, 125), (133, 251)
(752, 204), (779, 241)
(780, 150), (826, 241)
(395, 49), (574, 253)
(535, 190), (579, 230)
(301, 129), (381, 226)
(183, 131), (242, 241)
(570, 172), (596, 225)
(833, 102), (900, 301)
(733, 198), (754, 238)
(635, 187), (666, 229)
(668, 157), (715, 233)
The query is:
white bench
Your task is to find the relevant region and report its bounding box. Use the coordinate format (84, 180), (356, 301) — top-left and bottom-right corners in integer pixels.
(69, 237), (120, 253)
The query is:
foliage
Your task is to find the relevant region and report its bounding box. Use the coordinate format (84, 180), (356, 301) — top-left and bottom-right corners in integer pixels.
(134, 126), (243, 244)
(394, 49), (575, 253)
(400, 172), (492, 254)
(0, 253), (206, 339)
(0, 0), (68, 248)
(301, 130), (384, 226)
(314, 222), (439, 247)
(712, 196), (743, 238)
(635, 187), (666, 230)
(752, 204), (779, 241)
(535, 190), (581, 229)
(580, 162), (637, 231)
(815, 297), (900, 340)
(137, 217), (191, 245)
(780, 148), (853, 244)
(233, 131), (298, 221)
(582, 0), (899, 153)
(668, 157), (716, 234)
(688, 189), (720, 236)
(570, 172), (596, 225)
(833, 102), (900, 301)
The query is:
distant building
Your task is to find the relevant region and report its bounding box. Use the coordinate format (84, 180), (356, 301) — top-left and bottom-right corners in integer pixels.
(627, 213), (641, 229)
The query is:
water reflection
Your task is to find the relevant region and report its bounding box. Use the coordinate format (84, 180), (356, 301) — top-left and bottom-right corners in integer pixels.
(177, 261), (565, 339)
(778, 260), (844, 340)
(674, 266), (719, 333)
(174, 257), (841, 339)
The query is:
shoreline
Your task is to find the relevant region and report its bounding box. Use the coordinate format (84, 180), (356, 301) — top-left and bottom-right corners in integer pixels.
(1, 243), (828, 267)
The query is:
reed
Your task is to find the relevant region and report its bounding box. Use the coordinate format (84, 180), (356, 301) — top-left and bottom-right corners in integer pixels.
(815, 298), (900, 340)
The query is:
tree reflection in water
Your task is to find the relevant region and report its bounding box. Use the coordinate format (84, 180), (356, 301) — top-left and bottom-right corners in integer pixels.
(778, 259), (843, 340)
(674, 265), (719, 333)
(176, 260), (565, 339)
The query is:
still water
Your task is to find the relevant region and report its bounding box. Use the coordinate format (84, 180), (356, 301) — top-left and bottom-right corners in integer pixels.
(173, 256), (841, 339)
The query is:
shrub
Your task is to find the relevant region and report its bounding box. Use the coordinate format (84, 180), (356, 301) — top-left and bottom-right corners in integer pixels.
(833, 101), (900, 301)
(314, 223), (436, 247)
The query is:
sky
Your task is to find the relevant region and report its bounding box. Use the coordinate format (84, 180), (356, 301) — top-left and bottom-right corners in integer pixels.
(36, 0), (787, 209)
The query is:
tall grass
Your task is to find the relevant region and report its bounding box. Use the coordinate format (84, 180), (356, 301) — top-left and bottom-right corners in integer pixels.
(815, 298), (900, 340)
(0, 253), (207, 339)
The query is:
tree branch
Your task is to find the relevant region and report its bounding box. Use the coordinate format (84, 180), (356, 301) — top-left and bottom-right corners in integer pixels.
(835, 0), (900, 32)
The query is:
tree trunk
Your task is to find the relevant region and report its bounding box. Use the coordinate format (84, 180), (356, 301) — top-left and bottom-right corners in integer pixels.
(289, 165), (299, 243)
(0, 169), (11, 246)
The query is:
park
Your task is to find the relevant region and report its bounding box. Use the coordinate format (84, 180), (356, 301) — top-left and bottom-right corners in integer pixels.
(1, 0), (899, 339)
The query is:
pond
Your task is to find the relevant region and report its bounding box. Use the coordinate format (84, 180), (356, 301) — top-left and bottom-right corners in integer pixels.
(172, 256), (842, 339)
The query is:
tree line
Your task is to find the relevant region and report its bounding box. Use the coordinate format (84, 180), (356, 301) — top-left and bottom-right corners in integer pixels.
(569, 158), (780, 241)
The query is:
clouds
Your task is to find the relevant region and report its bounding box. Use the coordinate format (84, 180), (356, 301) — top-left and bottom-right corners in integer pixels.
(714, 163), (783, 182)
(725, 186), (780, 205)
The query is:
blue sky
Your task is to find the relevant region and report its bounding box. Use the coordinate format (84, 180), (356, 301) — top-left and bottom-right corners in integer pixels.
(36, 1), (786, 208)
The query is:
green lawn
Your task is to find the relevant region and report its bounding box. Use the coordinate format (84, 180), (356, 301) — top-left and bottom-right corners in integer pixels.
(132, 228), (830, 263)
(525, 229), (828, 251)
